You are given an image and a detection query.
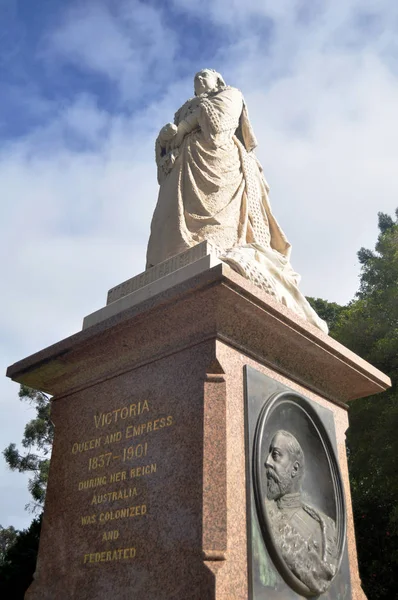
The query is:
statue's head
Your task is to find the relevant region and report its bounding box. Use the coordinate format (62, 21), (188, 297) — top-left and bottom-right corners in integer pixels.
(265, 430), (305, 500)
(194, 69), (226, 96)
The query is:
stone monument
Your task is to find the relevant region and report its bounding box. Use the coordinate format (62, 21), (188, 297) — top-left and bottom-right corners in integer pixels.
(7, 70), (390, 600)
(148, 68), (328, 333)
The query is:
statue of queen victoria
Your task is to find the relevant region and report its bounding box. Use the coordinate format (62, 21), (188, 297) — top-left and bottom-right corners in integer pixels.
(147, 69), (327, 333)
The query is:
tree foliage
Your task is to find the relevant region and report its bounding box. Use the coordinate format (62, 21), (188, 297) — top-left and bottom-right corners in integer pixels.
(335, 209), (398, 381)
(0, 517), (42, 599)
(0, 525), (18, 565)
(308, 210), (398, 599)
(305, 297), (346, 333)
(3, 385), (53, 511)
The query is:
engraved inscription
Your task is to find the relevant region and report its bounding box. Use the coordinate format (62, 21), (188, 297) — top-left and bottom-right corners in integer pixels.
(72, 438), (101, 453)
(83, 547), (136, 563)
(93, 401), (149, 428)
(102, 530), (119, 541)
(91, 487), (138, 505)
(69, 398), (174, 565)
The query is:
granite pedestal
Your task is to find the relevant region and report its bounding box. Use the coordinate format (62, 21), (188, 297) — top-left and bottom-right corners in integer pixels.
(7, 258), (390, 600)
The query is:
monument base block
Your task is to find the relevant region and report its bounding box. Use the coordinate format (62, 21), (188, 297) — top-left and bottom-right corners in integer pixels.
(7, 263), (390, 600)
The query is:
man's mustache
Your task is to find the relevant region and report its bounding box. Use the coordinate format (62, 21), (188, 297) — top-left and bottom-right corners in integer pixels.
(265, 465), (280, 483)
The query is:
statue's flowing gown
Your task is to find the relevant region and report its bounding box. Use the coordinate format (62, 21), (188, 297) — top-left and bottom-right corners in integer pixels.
(146, 87), (327, 333)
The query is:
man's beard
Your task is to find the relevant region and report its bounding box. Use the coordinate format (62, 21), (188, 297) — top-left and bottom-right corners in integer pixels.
(266, 467), (292, 500)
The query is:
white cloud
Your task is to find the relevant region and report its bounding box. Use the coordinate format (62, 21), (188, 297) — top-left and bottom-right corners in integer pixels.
(0, 92), (164, 528)
(174, 0), (398, 300)
(2, 0), (398, 529)
(44, 0), (178, 102)
(49, 4), (132, 78)
(240, 51), (398, 300)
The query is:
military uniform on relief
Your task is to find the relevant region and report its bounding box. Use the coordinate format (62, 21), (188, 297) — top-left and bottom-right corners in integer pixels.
(267, 494), (338, 594)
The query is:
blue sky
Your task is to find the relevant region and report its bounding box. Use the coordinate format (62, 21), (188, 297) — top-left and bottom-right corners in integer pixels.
(1, 0), (398, 529)
(1, 0), (235, 138)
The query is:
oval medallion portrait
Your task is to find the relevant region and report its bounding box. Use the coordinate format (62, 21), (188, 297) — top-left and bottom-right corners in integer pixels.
(253, 392), (346, 597)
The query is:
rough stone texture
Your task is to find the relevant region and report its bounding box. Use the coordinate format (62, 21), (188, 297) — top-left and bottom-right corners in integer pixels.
(85, 251), (221, 329)
(7, 265), (389, 600)
(106, 240), (220, 305)
(8, 264), (390, 403)
(25, 344), (219, 600)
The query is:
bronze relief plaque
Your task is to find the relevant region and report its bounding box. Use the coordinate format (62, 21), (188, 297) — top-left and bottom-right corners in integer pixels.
(244, 366), (351, 599)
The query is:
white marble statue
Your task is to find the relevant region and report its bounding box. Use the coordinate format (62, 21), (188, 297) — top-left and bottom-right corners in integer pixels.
(147, 69), (327, 333)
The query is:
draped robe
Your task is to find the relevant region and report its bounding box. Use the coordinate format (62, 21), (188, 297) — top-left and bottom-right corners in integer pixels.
(146, 87), (327, 333)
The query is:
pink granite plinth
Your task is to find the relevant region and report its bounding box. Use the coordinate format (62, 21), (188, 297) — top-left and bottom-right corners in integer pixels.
(7, 264), (390, 600)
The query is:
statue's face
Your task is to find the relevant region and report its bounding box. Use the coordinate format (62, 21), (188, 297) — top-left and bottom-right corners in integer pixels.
(265, 433), (298, 500)
(194, 70), (219, 96)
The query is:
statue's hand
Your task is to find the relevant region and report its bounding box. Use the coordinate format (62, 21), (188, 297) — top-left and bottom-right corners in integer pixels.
(171, 127), (186, 149)
(171, 113), (199, 150)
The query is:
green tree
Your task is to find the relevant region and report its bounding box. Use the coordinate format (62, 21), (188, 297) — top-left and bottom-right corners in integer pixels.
(309, 210), (398, 599)
(1, 386), (51, 597)
(0, 517), (42, 600)
(0, 525), (18, 565)
(3, 385), (53, 511)
(335, 210), (398, 381)
(305, 296), (346, 332)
